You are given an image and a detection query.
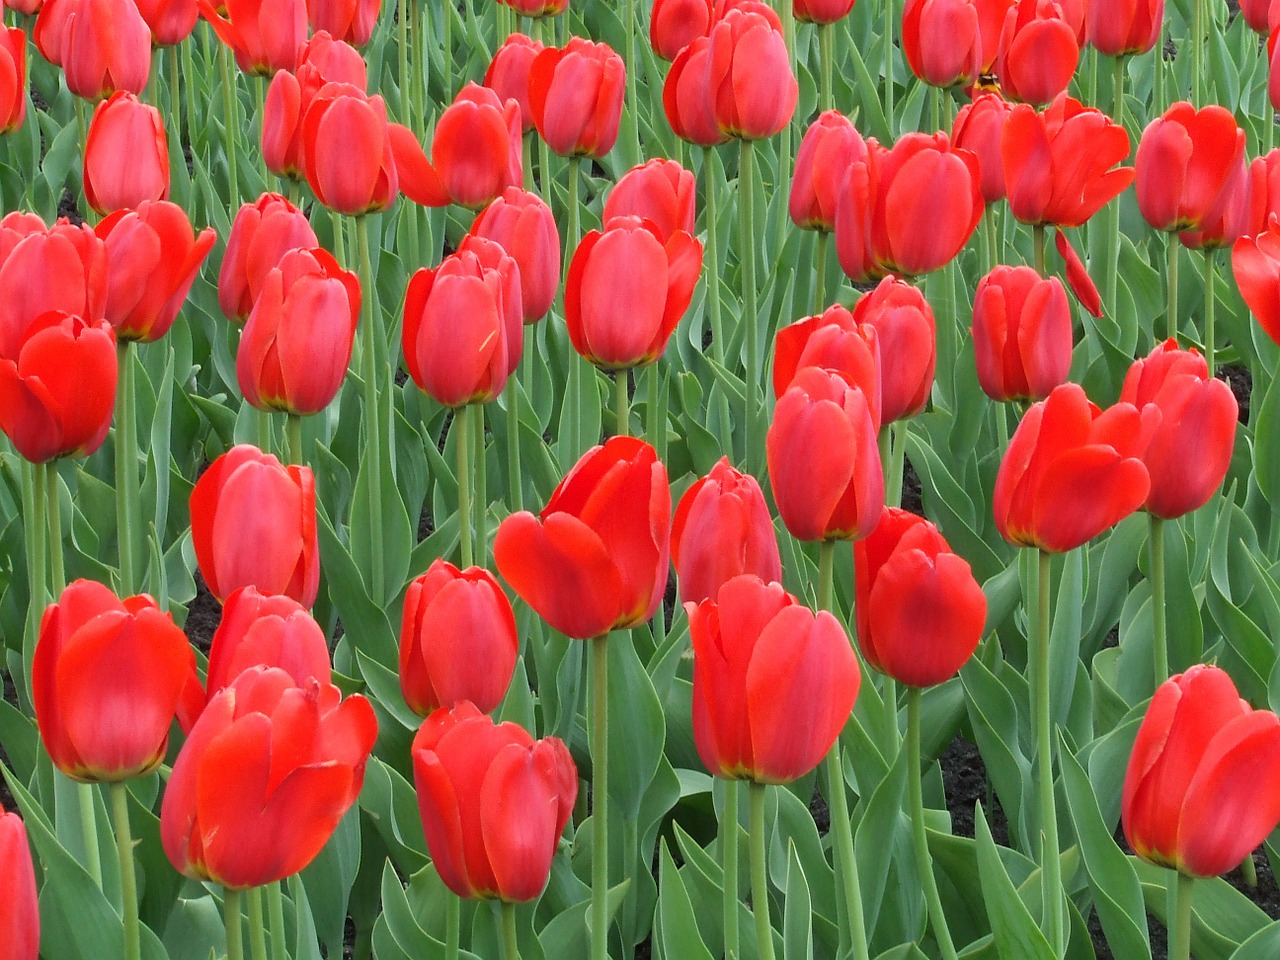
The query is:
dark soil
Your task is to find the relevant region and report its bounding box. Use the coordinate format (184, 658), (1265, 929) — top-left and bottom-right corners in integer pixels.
(901, 456), (923, 517)
(185, 572), (222, 654)
(57, 189), (83, 226)
(1219, 363), (1252, 424)
(0, 668), (17, 811)
(940, 736), (1009, 848)
(809, 781), (831, 835)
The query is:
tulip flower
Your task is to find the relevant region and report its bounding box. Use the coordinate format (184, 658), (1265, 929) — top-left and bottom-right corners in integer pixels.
(484, 33), (545, 133)
(1122, 665), (1280, 878)
(412, 701), (576, 901)
(952, 91), (1013, 205)
(219, 194), (320, 324)
(161, 666), (377, 889)
(705, 8), (797, 140)
(83, 92), (169, 215)
(795, 0), (854, 23)
(470, 187), (561, 322)
(4, 0), (41, 16)
(604, 158), (697, 242)
(771, 305), (882, 427)
(528, 37), (625, 158)
(402, 237), (523, 407)
(902, 0), (984, 89)
(1179, 150), (1266, 252)
(399, 560), (518, 717)
(1240, 0), (1272, 34)
(1233, 217), (1280, 346)
(663, 35), (727, 147)
(971, 265), (1073, 403)
(790, 111), (867, 233)
(994, 382), (1153, 552)
(34, 0), (150, 99)
(495, 436), (671, 639)
(198, 0), (307, 75)
(1136, 102), (1248, 236)
(689, 575), (860, 783)
(565, 215), (703, 370)
(0, 811), (38, 960)
(994, 0), (1080, 106)
(768, 366), (884, 543)
(34, 579), (202, 782)
(428, 83), (523, 210)
(671, 457), (781, 604)
(650, 0), (713, 60)
(503, 0), (568, 14)
(1003, 93), (1134, 228)
(305, 0), (379, 47)
(852, 277), (936, 423)
(835, 132), (984, 282)
(0, 28), (26, 134)
(1086, 0), (1162, 56)
(238, 247), (361, 416)
(0, 312), (117, 463)
(95, 201), (217, 343)
(205, 586), (331, 697)
(300, 83), (398, 215)
(1119, 340), (1238, 520)
(134, 0), (198, 46)
(855, 508), (986, 687)
(189, 444), (320, 607)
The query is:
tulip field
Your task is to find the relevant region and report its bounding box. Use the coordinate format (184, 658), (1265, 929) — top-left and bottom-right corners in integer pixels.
(11, 0), (1280, 959)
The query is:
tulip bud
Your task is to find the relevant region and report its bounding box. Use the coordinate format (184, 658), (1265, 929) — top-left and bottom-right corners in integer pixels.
(605, 158), (697, 242)
(0, 28), (26, 134)
(503, 0), (568, 14)
(134, 0), (198, 46)
(650, 0), (712, 60)
(206, 586), (332, 697)
(772, 304), (882, 429)
(306, 0), (380, 47)
(706, 8), (797, 140)
(219, 193), (320, 324)
(198, 0), (308, 75)
(853, 276), (936, 423)
(790, 111), (867, 232)
(484, 33), (545, 133)
(0, 810), (39, 960)
(1136, 102), (1248, 236)
(301, 82), (399, 215)
(35, 0), (150, 99)
(971, 265), (1072, 403)
(952, 91), (1012, 205)
(83, 92), (169, 215)
(528, 37), (625, 158)
(430, 83), (523, 210)
(902, 0), (984, 89)
(995, 0), (1080, 106)
(1240, 0), (1271, 34)
(1086, 0), (1163, 57)
(663, 34), (727, 147)
(794, 0), (855, 24)
(471, 187), (561, 322)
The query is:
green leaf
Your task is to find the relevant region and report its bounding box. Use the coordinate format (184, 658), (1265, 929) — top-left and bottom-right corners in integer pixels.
(783, 841), (814, 960)
(1134, 860), (1271, 960)
(604, 632), (666, 817)
(1229, 921), (1280, 960)
(973, 805), (1056, 960)
(300, 805), (362, 958)
(657, 842), (715, 960)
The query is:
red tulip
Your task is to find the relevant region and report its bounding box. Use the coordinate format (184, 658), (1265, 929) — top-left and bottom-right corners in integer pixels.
(34, 579), (202, 782)
(952, 91), (1013, 204)
(134, 0), (198, 45)
(302, 83), (399, 215)
(403, 237), (523, 407)
(503, 0), (568, 14)
(4, 0), (41, 17)
(706, 8), (797, 139)
(1122, 665), (1280, 878)
(0, 28), (26, 134)
(971, 264), (1072, 402)
(0, 312), (116, 463)
(650, 0), (713, 60)
(485, 33), (545, 133)
(994, 0), (1080, 106)
(305, 0), (379, 47)
(1003, 93), (1134, 228)
(95, 201), (216, 343)
(238, 247), (360, 416)
(790, 110), (867, 232)
(1086, 0), (1162, 56)
(1240, 0), (1272, 34)
(0, 811), (38, 960)
(852, 276), (936, 423)
(428, 83), (523, 210)
(771, 304), (882, 429)
(671, 456), (781, 604)
(663, 35), (727, 147)
(1233, 216), (1280, 346)
(605, 158), (697, 242)
(198, 0), (307, 75)
(83, 92), (169, 215)
(794, 0), (854, 23)
(400, 560), (518, 717)
(1118, 340), (1237, 520)
(190, 444), (320, 607)
(219, 193), (319, 324)
(494, 436), (671, 639)
(994, 382), (1152, 552)
(35, 0), (150, 99)
(835, 132), (984, 282)
(470, 187), (561, 322)
(689, 575), (860, 783)
(1136, 102), (1247, 236)
(528, 37), (625, 158)
(161, 666), (377, 889)
(902, 0), (983, 89)
(412, 701), (576, 901)
(768, 366), (884, 542)
(975, 0), (1017, 67)
(205, 586), (331, 698)
(566, 215), (702, 370)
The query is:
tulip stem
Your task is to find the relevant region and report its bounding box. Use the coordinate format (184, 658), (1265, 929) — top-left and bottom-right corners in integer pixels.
(814, 232), (828, 314)
(1103, 57), (1125, 321)
(507, 381), (523, 510)
(109, 783), (140, 960)
(114, 342), (138, 595)
(625, 0), (638, 166)
(1167, 236), (1179, 341)
(739, 138), (760, 471)
(398, 0), (409, 123)
(615, 371), (629, 437)
(1033, 225), (1046, 277)
(475, 406), (488, 565)
(75, 781), (102, 887)
(494, 901), (518, 960)
(591, 633), (611, 960)
(442, 0), (453, 99)
(225, 889), (245, 960)
(286, 414), (304, 466)
(356, 214), (386, 603)
(169, 45), (181, 153)
(984, 208), (999, 274)
(1203, 250), (1216, 378)
(446, 895), (460, 960)
(221, 44), (239, 209)
(45, 462), (65, 595)
(1033, 548), (1063, 955)
(820, 23), (834, 113)
(1150, 516), (1168, 686)
(267, 881), (287, 960)
(1267, 97), (1275, 154)
(537, 17), (554, 203)
(723, 782), (740, 960)
(245, 887), (267, 960)
(181, 37), (197, 167)
(704, 146), (725, 369)
(907, 689), (959, 960)
(883, 0), (895, 136)
(1192, 0), (1203, 104)
(24, 460), (46, 686)
(1171, 873), (1194, 960)
(456, 405), (473, 568)
(748, 783), (776, 960)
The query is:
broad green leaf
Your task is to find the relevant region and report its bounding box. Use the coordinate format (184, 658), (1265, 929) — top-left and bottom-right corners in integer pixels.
(657, 842), (715, 960)
(973, 807), (1055, 960)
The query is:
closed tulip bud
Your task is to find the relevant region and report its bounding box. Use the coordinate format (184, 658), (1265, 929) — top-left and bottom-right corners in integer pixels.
(0, 312), (116, 463)
(238, 247), (360, 416)
(219, 193), (319, 324)
(1241, 0), (1272, 33)
(471, 187), (560, 322)
(430, 83), (523, 210)
(403, 237), (523, 407)
(1119, 340), (1237, 519)
(690, 575), (860, 783)
(650, 0), (712, 60)
(853, 277), (936, 423)
(706, 9), (797, 139)
(794, 0), (854, 24)
(190, 444), (320, 607)
(301, 83), (399, 215)
(0, 811), (39, 960)
(83, 92), (169, 215)
(503, 0), (568, 14)
(495, 436), (671, 639)
(1123, 665), (1280, 878)
(994, 382), (1153, 552)
(198, 0), (307, 75)
(134, 0), (198, 46)
(605, 158), (697, 242)
(35, 0), (150, 99)
(952, 91), (1013, 205)
(672, 457), (781, 604)
(95, 201), (216, 343)
(790, 111), (867, 232)
(34, 579), (203, 782)
(306, 0), (379, 47)
(1136, 102), (1248, 236)
(400, 560), (518, 717)
(836, 132), (984, 282)
(0, 28), (26, 134)
(1003, 94), (1134, 228)
(995, 0), (1080, 106)
(161, 666), (377, 889)
(528, 37), (625, 158)
(768, 367), (884, 542)
(485, 33), (544, 132)
(206, 586), (331, 698)
(566, 216), (702, 370)
(972, 265), (1072, 402)
(663, 34), (727, 147)
(413, 702), (576, 902)
(772, 304), (882, 429)
(1233, 217), (1280, 346)
(902, 0), (984, 89)
(1177, 160), (1256, 253)
(1086, 0), (1162, 57)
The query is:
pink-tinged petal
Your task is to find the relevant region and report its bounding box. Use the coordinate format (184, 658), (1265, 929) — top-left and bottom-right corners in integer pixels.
(389, 122), (450, 207)
(767, 385), (858, 542)
(1029, 446), (1149, 552)
(212, 459), (305, 598)
(1055, 228), (1102, 317)
(479, 742), (559, 901)
(1136, 119), (1193, 231)
(313, 98), (382, 213)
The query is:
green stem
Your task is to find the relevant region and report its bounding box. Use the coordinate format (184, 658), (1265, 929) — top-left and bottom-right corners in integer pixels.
(442, 0), (453, 99)
(883, 0), (895, 135)
(1170, 873), (1194, 960)
(615, 370), (629, 437)
(1104, 56), (1126, 320)
(110, 783), (139, 960)
(1154, 29), (1165, 114)
(907, 689), (959, 960)
(267, 882), (287, 960)
(445, 895), (460, 960)
(824, 746), (869, 960)
(24, 460), (46, 684)
(169, 44), (181, 152)
(77, 781), (102, 887)
(225, 889), (245, 960)
(1034, 549), (1063, 954)
(1204, 250), (1216, 377)
(507, 380), (523, 510)
(247, 887), (268, 960)
(740, 139), (759, 468)
(254, 77), (266, 180)
(182, 36), (197, 169)
(256, 408), (273, 455)
(566, 156), (584, 462)
(748, 783), (776, 960)
(646, 363), (664, 461)
(286, 414), (303, 466)
(1033, 225), (1046, 276)
(1168, 236), (1179, 342)
(705, 146), (725, 368)
(1113, 56), (1126, 133)
(1150, 516), (1167, 686)
(475, 404), (488, 566)
(1267, 95), (1275, 155)
(456, 405), (473, 568)
(723, 782), (740, 960)
(1243, 851), (1259, 888)
(45, 462), (65, 595)
(221, 44), (239, 208)
(355, 215), (385, 602)
(984, 208), (999, 274)
(498, 901), (520, 960)
(399, 0), (409, 122)
(115, 342), (137, 595)
(626, 0), (638, 165)
(814, 231), (828, 315)
(591, 633), (610, 960)
(820, 23), (834, 113)
(1192, 0), (1203, 103)
(537, 17), (554, 202)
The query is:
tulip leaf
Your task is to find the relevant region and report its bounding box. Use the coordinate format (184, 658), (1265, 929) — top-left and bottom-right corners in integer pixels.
(853, 742), (910, 937)
(872, 947), (930, 960)
(315, 503), (399, 667)
(358, 758), (429, 874)
(973, 805), (1056, 960)
(1228, 921), (1280, 960)
(1134, 860), (1271, 960)
(1252, 371), (1280, 512)
(348, 428), (413, 609)
(604, 631), (665, 818)
(288, 874), (326, 960)
(40, 121), (79, 197)
(1048, 547), (1085, 729)
(300, 805), (362, 959)
(961, 658), (1031, 852)
(783, 840), (814, 960)
(657, 841), (715, 960)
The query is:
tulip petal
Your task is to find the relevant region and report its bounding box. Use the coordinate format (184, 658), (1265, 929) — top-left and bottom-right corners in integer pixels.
(480, 742), (559, 902)
(1029, 445), (1149, 551)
